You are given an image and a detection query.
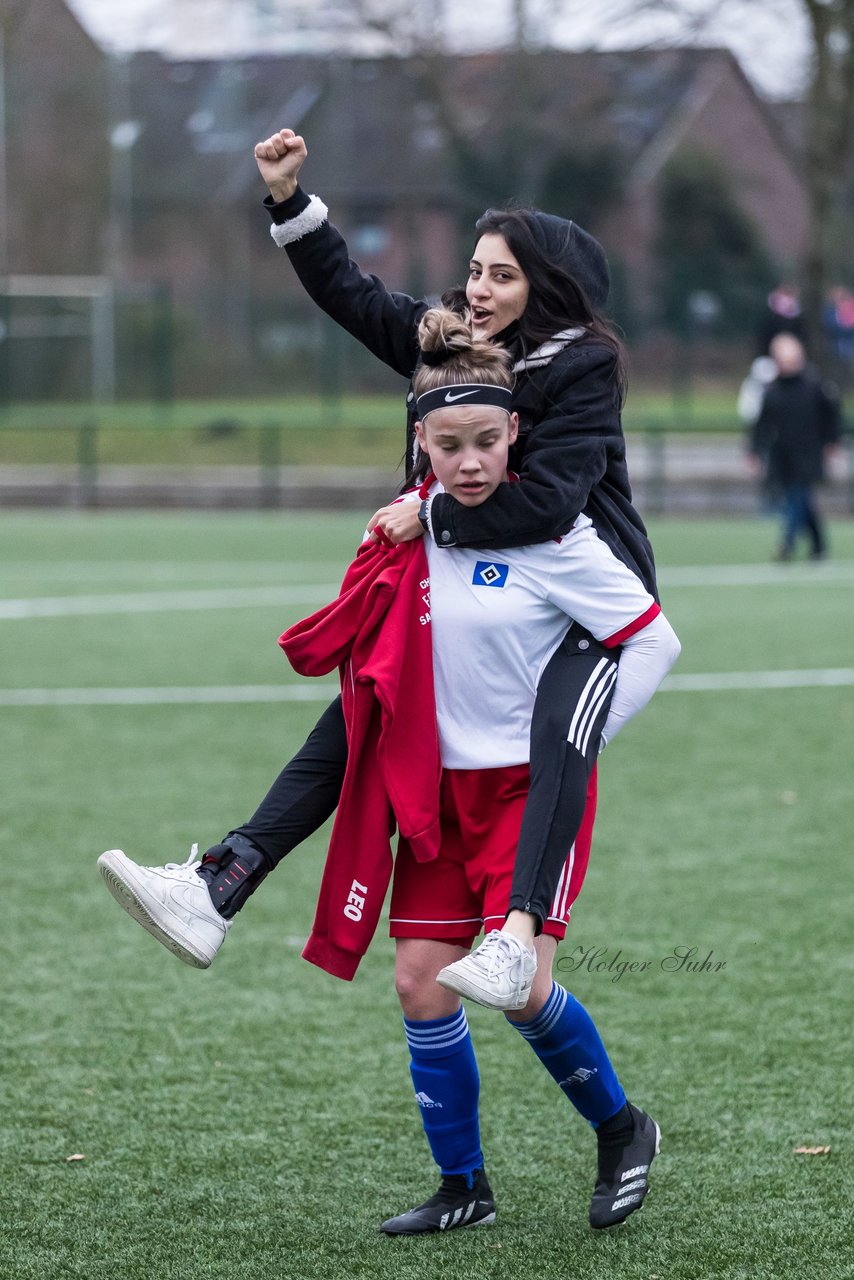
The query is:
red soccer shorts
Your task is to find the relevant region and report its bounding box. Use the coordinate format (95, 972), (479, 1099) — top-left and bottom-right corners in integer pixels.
(389, 763), (597, 946)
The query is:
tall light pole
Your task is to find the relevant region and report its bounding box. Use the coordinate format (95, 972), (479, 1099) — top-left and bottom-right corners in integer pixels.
(107, 52), (141, 287)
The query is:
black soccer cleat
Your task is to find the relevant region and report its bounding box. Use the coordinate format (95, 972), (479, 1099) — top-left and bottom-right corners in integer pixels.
(379, 1168), (496, 1235)
(589, 1102), (660, 1229)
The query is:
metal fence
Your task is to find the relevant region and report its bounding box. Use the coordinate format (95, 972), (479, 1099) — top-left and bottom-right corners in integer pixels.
(0, 416), (851, 515)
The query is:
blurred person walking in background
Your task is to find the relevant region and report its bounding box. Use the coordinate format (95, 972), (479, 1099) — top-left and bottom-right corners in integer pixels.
(747, 333), (843, 561)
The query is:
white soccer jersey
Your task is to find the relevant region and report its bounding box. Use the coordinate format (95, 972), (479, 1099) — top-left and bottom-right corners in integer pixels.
(398, 482), (659, 769)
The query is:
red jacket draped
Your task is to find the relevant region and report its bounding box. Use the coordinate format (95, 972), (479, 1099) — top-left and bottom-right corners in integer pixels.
(279, 537), (441, 980)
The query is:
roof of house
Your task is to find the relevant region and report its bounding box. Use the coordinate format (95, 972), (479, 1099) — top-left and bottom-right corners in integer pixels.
(126, 52), (453, 206)
(122, 45), (805, 221)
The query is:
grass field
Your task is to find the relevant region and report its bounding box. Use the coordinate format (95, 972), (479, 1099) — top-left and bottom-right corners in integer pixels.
(2, 511), (853, 1280)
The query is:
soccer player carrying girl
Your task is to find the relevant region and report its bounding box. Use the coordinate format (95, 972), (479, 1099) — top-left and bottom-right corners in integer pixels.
(278, 306), (680, 1234)
(100, 125), (660, 988)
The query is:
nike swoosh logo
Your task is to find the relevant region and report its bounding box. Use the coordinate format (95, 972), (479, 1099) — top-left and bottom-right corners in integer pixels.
(444, 390), (479, 403)
(175, 883), (220, 923)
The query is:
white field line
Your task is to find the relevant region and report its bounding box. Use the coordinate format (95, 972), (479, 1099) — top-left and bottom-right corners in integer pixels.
(658, 562), (854, 587)
(662, 668), (854, 692)
(3, 560), (345, 575)
(1, 561), (853, 620)
(2, 669), (853, 707)
(0, 585), (340, 620)
(0, 684), (339, 706)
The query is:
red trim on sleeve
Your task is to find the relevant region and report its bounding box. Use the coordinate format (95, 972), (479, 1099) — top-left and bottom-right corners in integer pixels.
(602, 601), (661, 648)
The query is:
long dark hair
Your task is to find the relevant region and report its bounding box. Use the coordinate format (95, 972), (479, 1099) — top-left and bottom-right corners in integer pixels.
(461, 206), (627, 401)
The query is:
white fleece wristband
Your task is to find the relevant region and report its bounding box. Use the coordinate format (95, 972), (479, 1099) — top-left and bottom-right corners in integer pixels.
(269, 195), (329, 248)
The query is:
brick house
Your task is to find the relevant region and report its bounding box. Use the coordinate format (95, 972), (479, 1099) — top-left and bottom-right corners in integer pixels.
(120, 52), (459, 395)
(0, 0), (108, 396)
(5, 6), (811, 393)
(0, 0), (108, 276)
(594, 49), (808, 309)
(119, 45), (809, 392)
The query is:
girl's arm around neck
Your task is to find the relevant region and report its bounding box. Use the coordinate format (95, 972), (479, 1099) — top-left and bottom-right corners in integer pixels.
(427, 344), (622, 549)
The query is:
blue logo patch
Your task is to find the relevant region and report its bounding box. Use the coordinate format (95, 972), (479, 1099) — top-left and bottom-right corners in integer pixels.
(473, 560), (509, 588)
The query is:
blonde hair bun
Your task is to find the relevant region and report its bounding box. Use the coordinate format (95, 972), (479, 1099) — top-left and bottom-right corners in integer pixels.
(414, 307), (512, 384)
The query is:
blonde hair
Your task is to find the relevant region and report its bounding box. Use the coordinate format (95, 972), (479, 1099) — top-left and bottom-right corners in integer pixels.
(413, 308), (513, 398)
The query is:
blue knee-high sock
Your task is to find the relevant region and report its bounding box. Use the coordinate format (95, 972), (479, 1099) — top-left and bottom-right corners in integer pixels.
(404, 1008), (482, 1181)
(512, 981), (626, 1126)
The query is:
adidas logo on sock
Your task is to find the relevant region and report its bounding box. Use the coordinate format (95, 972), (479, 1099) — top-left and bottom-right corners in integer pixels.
(560, 1066), (599, 1088)
(414, 1091), (443, 1109)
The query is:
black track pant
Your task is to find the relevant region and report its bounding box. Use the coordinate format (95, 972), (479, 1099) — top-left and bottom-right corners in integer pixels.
(226, 625), (617, 928)
(229, 696), (348, 862)
(506, 625), (618, 929)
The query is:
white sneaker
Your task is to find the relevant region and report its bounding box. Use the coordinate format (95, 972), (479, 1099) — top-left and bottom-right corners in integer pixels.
(97, 845), (231, 969)
(436, 930), (537, 1011)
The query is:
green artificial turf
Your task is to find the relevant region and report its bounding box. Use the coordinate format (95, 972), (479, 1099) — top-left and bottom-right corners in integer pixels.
(1, 513), (852, 1279)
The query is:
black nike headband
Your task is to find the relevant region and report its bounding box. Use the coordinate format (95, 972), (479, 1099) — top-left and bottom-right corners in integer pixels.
(415, 383), (513, 420)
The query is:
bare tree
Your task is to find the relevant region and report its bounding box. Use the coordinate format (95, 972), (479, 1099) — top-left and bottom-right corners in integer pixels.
(245, 0), (853, 355)
(590, 0), (854, 363)
(246, 0), (580, 55)
(248, 0), (449, 53)
(801, 0), (854, 358)
(247, 0), (592, 211)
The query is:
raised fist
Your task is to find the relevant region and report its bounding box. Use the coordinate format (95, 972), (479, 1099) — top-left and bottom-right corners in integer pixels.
(254, 129), (307, 202)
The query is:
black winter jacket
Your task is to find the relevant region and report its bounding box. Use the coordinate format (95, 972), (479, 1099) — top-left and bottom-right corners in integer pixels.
(266, 187), (657, 597)
(751, 371), (842, 486)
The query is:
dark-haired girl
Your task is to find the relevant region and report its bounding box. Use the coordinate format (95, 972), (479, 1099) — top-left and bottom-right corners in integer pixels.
(100, 128), (661, 1067)
(248, 129), (658, 982)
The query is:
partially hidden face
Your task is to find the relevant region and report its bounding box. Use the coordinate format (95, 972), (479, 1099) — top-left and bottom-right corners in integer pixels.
(466, 233), (530, 339)
(415, 406), (519, 505)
